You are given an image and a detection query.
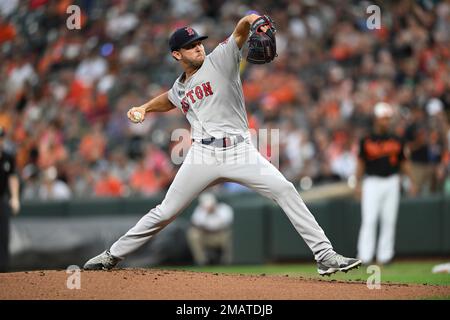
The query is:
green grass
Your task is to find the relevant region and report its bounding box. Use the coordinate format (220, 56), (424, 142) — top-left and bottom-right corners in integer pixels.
(421, 295), (450, 300)
(162, 260), (450, 286)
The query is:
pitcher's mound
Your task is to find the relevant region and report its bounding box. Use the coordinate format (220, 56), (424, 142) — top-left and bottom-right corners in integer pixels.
(0, 269), (448, 300)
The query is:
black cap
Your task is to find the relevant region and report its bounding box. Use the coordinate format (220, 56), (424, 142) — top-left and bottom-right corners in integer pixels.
(169, 27), (208, 52)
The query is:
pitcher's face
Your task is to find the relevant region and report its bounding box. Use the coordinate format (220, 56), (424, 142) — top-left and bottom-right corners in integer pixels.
(174, 41), (206, 68)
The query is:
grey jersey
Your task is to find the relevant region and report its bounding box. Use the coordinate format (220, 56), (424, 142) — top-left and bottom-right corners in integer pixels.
(168, 34), (249, 140)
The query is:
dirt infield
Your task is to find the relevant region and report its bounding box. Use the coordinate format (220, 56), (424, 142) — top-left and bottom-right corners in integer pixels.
(0, 269), (449, 300)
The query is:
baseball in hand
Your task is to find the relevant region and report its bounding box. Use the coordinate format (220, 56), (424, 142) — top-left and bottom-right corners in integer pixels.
(133, 111), (143, 122)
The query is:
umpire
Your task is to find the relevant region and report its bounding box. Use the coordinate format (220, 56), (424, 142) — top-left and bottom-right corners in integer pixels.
(355, 103), (417, 265)
(0, 126), (20, 272)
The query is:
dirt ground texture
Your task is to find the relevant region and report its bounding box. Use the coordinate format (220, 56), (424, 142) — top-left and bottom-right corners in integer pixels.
(0, 269), (449, 300)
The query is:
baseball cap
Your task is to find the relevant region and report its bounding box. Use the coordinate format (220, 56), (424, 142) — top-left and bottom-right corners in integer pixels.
(426, 98), (444, 116)
(169, 27), (208, 52)
(374, 102), (394, 118)
(199, 192), (217, 208)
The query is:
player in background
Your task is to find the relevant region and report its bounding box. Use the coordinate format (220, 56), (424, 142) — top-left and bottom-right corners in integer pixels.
(356, 102), (418, 265)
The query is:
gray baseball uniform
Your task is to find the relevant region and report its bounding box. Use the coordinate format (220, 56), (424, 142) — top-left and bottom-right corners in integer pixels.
(109, 35), (335, 262)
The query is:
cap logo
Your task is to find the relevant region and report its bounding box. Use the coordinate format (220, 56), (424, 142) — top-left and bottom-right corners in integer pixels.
(185, 27), (195, 36)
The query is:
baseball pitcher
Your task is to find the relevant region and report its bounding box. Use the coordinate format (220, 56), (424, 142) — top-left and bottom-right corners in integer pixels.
(84, 14), (361, 276)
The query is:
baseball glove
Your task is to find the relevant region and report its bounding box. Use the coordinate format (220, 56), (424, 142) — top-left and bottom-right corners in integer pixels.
(247, 15), (277, 64)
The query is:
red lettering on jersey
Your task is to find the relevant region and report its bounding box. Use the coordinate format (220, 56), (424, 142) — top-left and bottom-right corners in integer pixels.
(186, 90), (196, 103)
(181, 82), (213, 111)
(195, 86), (203, 100)
(181, 98), (190, 114)
(202, 82), (213, 96)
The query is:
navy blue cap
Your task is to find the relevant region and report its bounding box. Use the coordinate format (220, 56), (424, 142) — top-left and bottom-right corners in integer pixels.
(169, 27), (208, 51)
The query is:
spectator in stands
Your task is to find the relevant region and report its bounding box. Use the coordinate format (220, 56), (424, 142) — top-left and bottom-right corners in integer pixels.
(129, 158), (161, 196)
(38, 166), (72, 200)
(78, 123), (107, 166)
(38, 121), (68, 169)
(110, 148), (135, 185)
(405, 106), (434, 194)
(0, 1), (447, 200)
(21, 163), (40, 200)
(94, 165), (124, 198)
(405, 99), (448, 194)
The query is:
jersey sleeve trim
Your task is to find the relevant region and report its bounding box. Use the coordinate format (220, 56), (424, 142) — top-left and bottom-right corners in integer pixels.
(168, 86), (181, 109)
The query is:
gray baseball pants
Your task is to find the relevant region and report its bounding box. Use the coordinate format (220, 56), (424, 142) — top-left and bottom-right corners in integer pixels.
(110, 140), (335, 262)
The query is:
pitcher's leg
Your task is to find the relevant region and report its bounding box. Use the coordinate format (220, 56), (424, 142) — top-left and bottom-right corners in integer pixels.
(273, 181), (335, 261)
(109, 145), (219, 259)
(110, 190), (190, 259)
(223, 143), (334, 262)
(377, 176), (400, 264)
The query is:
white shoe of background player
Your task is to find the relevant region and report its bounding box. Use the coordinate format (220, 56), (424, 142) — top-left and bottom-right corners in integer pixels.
(83, 250), (121, 270)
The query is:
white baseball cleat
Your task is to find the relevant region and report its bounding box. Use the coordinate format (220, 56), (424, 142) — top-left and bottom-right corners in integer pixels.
(317, 253), (362, 276)
(83, 250), (121, 270)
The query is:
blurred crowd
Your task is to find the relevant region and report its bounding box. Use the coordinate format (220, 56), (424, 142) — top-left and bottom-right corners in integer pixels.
(0, 0), (449, 200)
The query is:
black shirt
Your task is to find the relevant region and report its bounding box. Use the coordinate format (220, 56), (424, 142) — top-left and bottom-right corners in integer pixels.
(405, 123), (443, 164)
(359, 133), (405, 177)
(404, 123), (429, 163)
(0, 151), (16, 197)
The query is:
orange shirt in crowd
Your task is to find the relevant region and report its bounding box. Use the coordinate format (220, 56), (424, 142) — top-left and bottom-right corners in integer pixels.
(130, 169), (161, 196)
(38, 144), (68, 168)
(79, 133), (106, 163)
(94, 175), (124, 197)
(0, 22), (16, 44)
(0, 112), (13, 133)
